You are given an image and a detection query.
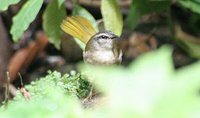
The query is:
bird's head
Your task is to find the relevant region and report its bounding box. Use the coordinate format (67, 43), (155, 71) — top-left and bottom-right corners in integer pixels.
(85, 31), (119, 51)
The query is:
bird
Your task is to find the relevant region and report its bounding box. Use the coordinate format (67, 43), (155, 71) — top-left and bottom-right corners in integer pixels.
(60, 16), (122, 65)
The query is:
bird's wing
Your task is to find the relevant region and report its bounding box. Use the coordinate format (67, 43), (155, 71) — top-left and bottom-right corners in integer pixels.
(61, 16), (97, 44)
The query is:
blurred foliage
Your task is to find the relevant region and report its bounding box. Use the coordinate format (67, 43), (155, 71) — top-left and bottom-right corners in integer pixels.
(1, 46), (200, 117)
(80, 45), (200, 118)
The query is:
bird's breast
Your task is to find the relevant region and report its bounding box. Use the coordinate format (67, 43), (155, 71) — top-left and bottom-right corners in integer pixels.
(83, 50), (118, 65)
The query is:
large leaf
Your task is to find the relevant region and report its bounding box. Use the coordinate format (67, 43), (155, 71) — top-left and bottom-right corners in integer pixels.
(43, 0), (66, 49)
(101, 0), (123, 36)
(125, 0), (171, 29)
(72, 4), (98, 50)
(10, 0), (43, 42)
(0, 0), (20, 11)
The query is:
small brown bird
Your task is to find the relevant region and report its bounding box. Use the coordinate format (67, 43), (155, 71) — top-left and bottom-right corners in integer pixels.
(61, 16), (122, 65)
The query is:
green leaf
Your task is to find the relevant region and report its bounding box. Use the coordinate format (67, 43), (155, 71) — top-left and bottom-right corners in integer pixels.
(178, 0), (200, 14)
(43, 0), (66, 49)
(101, 0), (123, 36)
(0, 0), (20, 11)
(10, 0), (43, 42)
(72, 4), (98, 50)
(125, 0), (171, 29)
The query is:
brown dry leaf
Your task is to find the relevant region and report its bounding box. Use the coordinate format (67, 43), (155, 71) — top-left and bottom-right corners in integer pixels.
(8, 31), (49, 82)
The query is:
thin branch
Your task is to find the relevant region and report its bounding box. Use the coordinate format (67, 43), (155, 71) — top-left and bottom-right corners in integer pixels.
(4, 72), (10, 106)
(18, 72), (24, 87)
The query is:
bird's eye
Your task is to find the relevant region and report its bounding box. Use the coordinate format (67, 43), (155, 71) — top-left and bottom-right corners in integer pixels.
(100, 35), (108, 39)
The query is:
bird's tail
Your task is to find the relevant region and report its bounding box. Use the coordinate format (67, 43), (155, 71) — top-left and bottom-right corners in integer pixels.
(61, 16), (97, 44)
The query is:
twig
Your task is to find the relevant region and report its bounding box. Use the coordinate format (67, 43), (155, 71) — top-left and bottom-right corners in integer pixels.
(4, 72), (10, 106)
(17, 73), (31, 100)
(18, 72), (24, 87)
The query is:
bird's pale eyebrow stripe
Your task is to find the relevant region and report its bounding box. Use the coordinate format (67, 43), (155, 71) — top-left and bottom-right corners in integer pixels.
(95, 33), (110, 37)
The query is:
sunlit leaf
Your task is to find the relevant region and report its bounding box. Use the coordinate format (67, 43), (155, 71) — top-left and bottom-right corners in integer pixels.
(101, 0), (123, 36)
(0, 0), (20, 11)
(10, 0), (43, 42)
(43, 0), (66, 49)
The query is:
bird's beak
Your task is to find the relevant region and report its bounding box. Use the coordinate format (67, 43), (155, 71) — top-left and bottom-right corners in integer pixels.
(111, 36), (118, 39)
